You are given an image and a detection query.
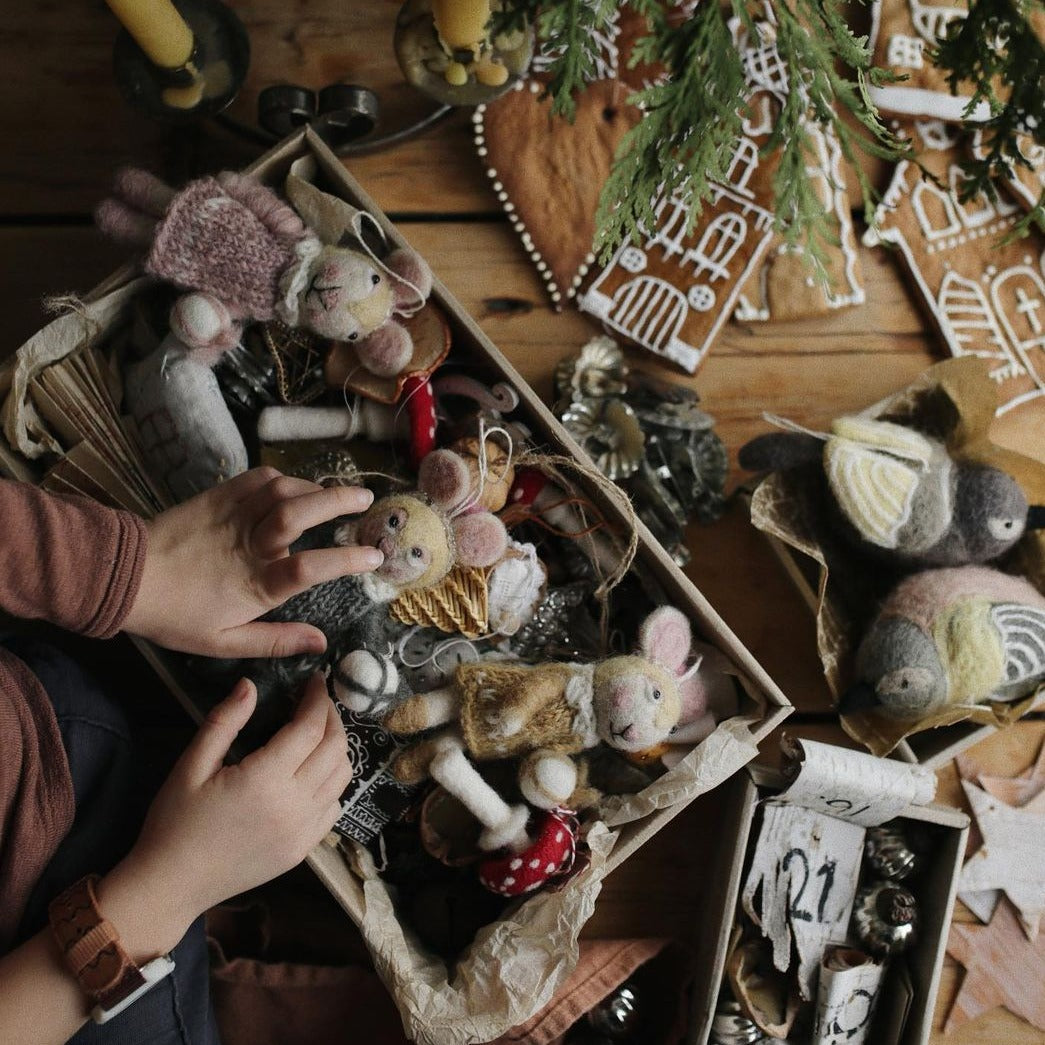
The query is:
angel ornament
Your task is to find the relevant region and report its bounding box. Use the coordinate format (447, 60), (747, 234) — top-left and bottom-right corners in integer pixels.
(341, 606), (712, 853)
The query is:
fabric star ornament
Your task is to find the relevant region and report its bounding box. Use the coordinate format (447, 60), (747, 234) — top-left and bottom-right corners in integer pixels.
(945, 898), (1045, 1033)
(958, 778), (1045, 939)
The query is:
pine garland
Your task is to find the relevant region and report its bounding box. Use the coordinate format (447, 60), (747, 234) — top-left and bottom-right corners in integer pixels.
(934, 0), (1045, 235)
(495, 0), (1044, 257)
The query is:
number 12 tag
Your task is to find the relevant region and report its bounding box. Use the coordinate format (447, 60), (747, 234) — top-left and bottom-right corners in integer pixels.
(741, 800), (865, 999)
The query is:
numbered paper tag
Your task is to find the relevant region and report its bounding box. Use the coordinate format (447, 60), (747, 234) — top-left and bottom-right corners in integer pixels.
(778, 736), (936, 827)
(741, 800), (865, 999)
(812, 945), (884, 1045)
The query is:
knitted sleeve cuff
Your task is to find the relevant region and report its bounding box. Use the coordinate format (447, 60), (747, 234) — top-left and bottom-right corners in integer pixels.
(82, 510), (148, 640)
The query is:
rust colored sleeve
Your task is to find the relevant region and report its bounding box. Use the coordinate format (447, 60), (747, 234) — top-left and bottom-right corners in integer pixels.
(0, 479), (147, 638)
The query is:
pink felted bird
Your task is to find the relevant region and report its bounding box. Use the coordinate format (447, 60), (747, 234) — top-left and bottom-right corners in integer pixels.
(841, 566), (1045, 720)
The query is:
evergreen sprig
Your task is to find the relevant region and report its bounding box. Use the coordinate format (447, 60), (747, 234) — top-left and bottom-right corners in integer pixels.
(491, 0), (620, 119)
(594, 0), (749, 254)
(934, 0), (1045, 235)
(497, 0), (1042, 260)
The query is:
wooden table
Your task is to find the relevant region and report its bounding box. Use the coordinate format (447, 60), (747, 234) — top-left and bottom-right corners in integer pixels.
(3, 4), (1043, 1042)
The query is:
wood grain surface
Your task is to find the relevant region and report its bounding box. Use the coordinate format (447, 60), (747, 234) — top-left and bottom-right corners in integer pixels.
(1, 5), (1042, 1042)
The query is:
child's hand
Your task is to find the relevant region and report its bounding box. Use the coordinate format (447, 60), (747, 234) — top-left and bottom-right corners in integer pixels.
(124, 467), (383, 658)
(98, 674), (350, 958)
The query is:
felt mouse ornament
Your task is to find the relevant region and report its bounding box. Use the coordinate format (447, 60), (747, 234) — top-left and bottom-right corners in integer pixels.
(740, 415), (1044, 567)
(340, 606), (696, 854)
(840, 566), (1045, 720)
(96, 167), (432, 377)
(225, 447), (508, 711)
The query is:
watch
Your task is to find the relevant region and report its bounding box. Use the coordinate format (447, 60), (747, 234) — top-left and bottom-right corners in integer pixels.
(48, 875), (176, 1024)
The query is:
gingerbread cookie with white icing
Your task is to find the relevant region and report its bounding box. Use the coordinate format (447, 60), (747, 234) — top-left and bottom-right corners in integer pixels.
(864, 120), (1045, 417)
(867, 0), (1045, 122)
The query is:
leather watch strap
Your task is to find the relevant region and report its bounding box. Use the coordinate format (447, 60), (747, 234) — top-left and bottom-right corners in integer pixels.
(48, 875), (147, 1010)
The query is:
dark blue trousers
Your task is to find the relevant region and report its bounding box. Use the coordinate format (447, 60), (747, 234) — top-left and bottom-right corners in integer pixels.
(6, 637), (220, 1045)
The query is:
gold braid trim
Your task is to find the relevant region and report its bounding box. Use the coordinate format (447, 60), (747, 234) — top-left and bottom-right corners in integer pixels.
(389, 563), (491, 638)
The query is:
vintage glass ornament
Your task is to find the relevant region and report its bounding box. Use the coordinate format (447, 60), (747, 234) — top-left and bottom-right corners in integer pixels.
(561, 397), (645, 480)
(864, 823), (918, 881)
(213, 342), (279, 414)
(554, 336), (629, 405)
(709, 999), (768, 1044)
(852, 881), (919, 955)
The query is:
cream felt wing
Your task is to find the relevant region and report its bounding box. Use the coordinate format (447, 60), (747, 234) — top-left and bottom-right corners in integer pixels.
(991, 603), (1045, 689)
(824, 418), (935, 549)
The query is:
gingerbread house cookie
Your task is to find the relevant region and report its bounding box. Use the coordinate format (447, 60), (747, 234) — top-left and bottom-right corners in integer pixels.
(868, 0), (1045, 122)
(970, 131), (1045, 215)
(730, 13), (864, 322)
(577, 145), (776, 372)
(864, 120), (1045, 415)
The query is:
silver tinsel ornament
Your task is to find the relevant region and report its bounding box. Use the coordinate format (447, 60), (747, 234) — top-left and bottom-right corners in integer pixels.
(852, 881), (918, 955)
(212, 342), (280, 415)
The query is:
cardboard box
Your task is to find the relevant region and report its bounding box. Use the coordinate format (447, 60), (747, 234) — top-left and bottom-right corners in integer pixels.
(0, 129), (791, 1043)
(686, 765), (969, 1045)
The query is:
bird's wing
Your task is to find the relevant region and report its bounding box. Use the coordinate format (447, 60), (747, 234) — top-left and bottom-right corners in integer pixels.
(991, 603), (1045, 689)
(825, 419), (936, 549)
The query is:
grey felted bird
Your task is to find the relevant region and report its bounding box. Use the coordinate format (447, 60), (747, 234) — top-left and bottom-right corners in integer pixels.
(740, 415), (1044, 567)
(840, 565), (1045, 719)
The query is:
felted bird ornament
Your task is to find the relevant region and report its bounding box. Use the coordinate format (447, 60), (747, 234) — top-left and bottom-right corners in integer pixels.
(222, 447), (508, 712)
(840, 566), (1045, 720)
(740, 415), (1044, 567)
(96, 167), (432, 377)
(339, 605), (705, 854)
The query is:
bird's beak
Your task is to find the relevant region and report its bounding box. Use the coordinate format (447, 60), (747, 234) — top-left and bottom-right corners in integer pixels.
(838, 681), (880, 716)
(1027, 505), (1045, 530)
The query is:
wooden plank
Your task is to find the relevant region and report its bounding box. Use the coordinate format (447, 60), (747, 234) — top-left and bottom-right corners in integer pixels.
(0, 2), (893, 217)
(0, 228), (131, 357)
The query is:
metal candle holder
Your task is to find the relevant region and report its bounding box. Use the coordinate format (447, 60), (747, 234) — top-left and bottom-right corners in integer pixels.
(112, 0), (249, 122)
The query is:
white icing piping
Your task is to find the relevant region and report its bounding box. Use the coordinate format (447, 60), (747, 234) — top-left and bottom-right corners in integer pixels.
(473, 81), (571, 308)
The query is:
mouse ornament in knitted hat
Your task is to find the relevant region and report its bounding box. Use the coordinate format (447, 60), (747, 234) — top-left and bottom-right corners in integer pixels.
(740, 414), (1044, 568)
(340, 605), (694, 854)
(95, 167), (432, 377)
(840, 565), (1045, 722)
(221, 447), (508, 718)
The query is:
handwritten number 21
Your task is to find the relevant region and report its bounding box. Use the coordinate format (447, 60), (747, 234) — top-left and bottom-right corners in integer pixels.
(782, 849), (836, 922)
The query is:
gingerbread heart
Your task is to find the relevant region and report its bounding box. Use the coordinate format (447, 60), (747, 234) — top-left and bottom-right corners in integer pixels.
(473, 77), (642, 310)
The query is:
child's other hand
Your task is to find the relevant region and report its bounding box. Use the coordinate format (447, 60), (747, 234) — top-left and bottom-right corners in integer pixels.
(124, 467), (383, 658)
(99, 675), (350, 957)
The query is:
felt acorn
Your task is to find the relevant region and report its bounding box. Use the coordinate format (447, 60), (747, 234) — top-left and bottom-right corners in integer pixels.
(840, 565), (1045, 720)
(740, 415), (1044, 567)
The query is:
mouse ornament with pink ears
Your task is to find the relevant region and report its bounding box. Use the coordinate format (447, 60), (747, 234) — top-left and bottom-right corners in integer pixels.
(221, 447), (508, 715)
(339, 605), (705, 861)
(96, 167), (432, 377)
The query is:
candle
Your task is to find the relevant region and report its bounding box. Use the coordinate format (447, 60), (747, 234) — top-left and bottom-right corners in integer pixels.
(106, 0), (194, 70)
(431, 0), (491, 52)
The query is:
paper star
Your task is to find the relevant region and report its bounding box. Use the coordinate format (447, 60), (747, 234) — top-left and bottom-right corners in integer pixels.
(957, 739), (1045, 924)
(959, 780), (1045, 939)
(945, 899), (1045, 1033)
